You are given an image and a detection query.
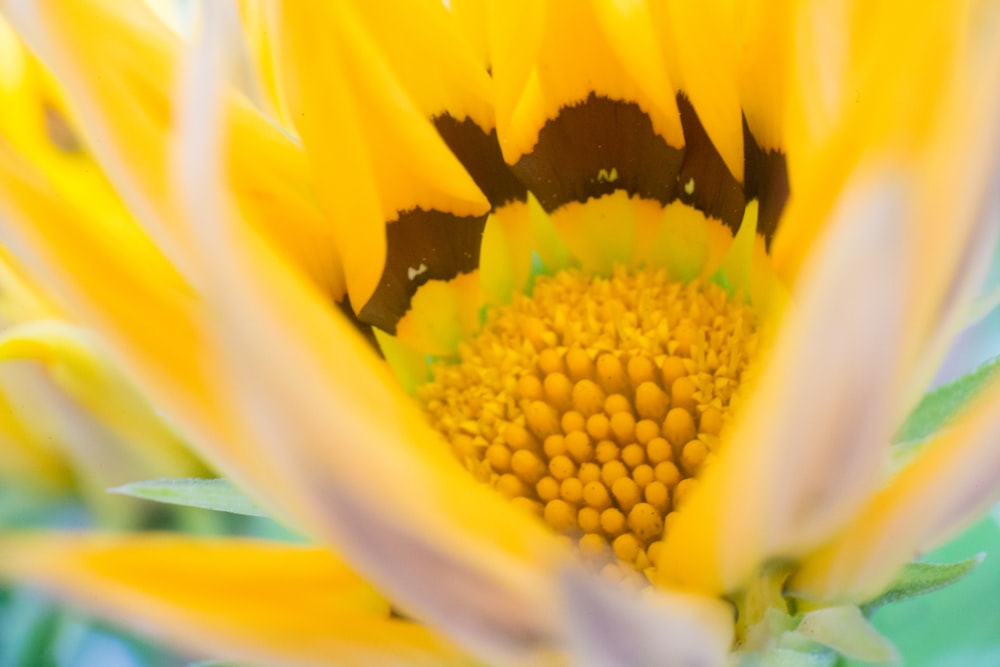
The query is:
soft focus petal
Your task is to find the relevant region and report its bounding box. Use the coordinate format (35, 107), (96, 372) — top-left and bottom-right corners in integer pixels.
(791, 376), (1000, 602)
(661, 171), (908, 594)
(4, 0), (345, 297)
(562, 568), (732, 667)
(0, 533), (469, 666)
(170, 9), (566, 660)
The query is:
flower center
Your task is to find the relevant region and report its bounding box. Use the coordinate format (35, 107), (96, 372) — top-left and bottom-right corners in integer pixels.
(418, 267), (758, 583)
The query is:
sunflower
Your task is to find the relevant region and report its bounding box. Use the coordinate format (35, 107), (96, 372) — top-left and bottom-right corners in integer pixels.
(1, 0), (1000, 664)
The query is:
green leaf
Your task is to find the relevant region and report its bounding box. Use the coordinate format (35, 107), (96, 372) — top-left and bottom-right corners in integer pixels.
(109, 478), (271, 518)
(860, 557), (984, 614)
(894, 356), (1000, 444)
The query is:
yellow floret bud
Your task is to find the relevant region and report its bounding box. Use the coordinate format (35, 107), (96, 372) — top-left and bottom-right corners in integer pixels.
(565, 430), (595, 463)
(632, 463), (655, 488)
(578, 462), (601, 484)
(544, 499), (577, 532)
(511, 449), (545, 484)
(543, 434), (567, 459)
(600, 507), (626, 536)
(486, 443), (512, 472)
(596, 353), (628, 395)
(537, 348), (565, 376)
(549, 454), (577, 481)
(681, 439), (708, 475)
(644, 481), (670, 514)
(660, 356), (687, 388)
(613, 533), (641, 562)
(635, 382), (669, 422)
(604, 393), (632, 415)
(611, 477), (640, 512)
(536, 476), (560, 502)
(565, 347), (595, 382)
(595, 439), (620, 464)
(663, 407), (696, 449)
(526, 400), (561, 439)
(628, 502), (664, 542)
(621, 443), (646, 469)
(646, 437), (672, 465)
(561, 410), (586, 435)
(543, 372), (573, 412)
(572, 379), (606, 417)
(626, 356), (656, 387)
(601, 460), (628, 487)
(560, 477), (584, 504)
(610, 411), (636, 445)
(583, 481), (612, 510)
(671, 376), (697, 413)
(634, 419), (660, 445)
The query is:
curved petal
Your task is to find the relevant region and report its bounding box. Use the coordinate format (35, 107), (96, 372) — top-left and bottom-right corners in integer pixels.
(737, 0), (793, 153)
(0, 320), (199, 477)
(171, 9), (567, 660)
(0, 533), (469, 666)
(272, 0), (490, 311)
(4, 0), (344, 297)
(657, 0), (744, 182)
(0, 114), (326, 531)
(790, 376), (1000, 603)
(660, 171), (908, 594)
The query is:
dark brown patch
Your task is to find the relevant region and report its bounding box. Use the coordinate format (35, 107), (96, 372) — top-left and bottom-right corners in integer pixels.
(357, 209), (486, 333)
(510, 93), (684, 211)
(742, 116), (789, 244)
(674, 94), (746, 234)
(433, 114), (528, 207)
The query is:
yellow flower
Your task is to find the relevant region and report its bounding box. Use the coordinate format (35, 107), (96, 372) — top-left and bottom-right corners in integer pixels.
(0, 0), (999, 664)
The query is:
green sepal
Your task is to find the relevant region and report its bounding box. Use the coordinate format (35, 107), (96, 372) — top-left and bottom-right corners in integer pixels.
(109, 478), (270, 518)
(791, 606), (899, 663)
(894, 355), (1000, 445)
(860, 556), (984, 615)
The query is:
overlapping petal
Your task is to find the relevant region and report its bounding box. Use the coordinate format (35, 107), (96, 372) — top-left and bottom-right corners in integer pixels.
(0, 533), (469, 666)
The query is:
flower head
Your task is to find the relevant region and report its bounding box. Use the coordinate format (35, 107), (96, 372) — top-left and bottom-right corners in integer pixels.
(1, 0), (1000, 665)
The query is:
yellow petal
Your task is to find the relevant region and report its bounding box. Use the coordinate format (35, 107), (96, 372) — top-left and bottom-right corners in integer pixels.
(0, 383), (69, 490)
(738, 0), (793, 152)
(658, 0), (744, 182)
(660, 173), (908, 594)
(273, 0), (490, 310)
(790, 376), (1000, 603)
(7, 0), (344, 296)
(0, 320), (199, 477)
(0, 122), (321, 531)
(492, 0), (682, 164)
(171, 12), (565, 660)
(0, 533), (469, 666)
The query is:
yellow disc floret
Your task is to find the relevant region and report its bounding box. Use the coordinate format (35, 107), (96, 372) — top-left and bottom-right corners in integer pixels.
(418, 267), (758, 583)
